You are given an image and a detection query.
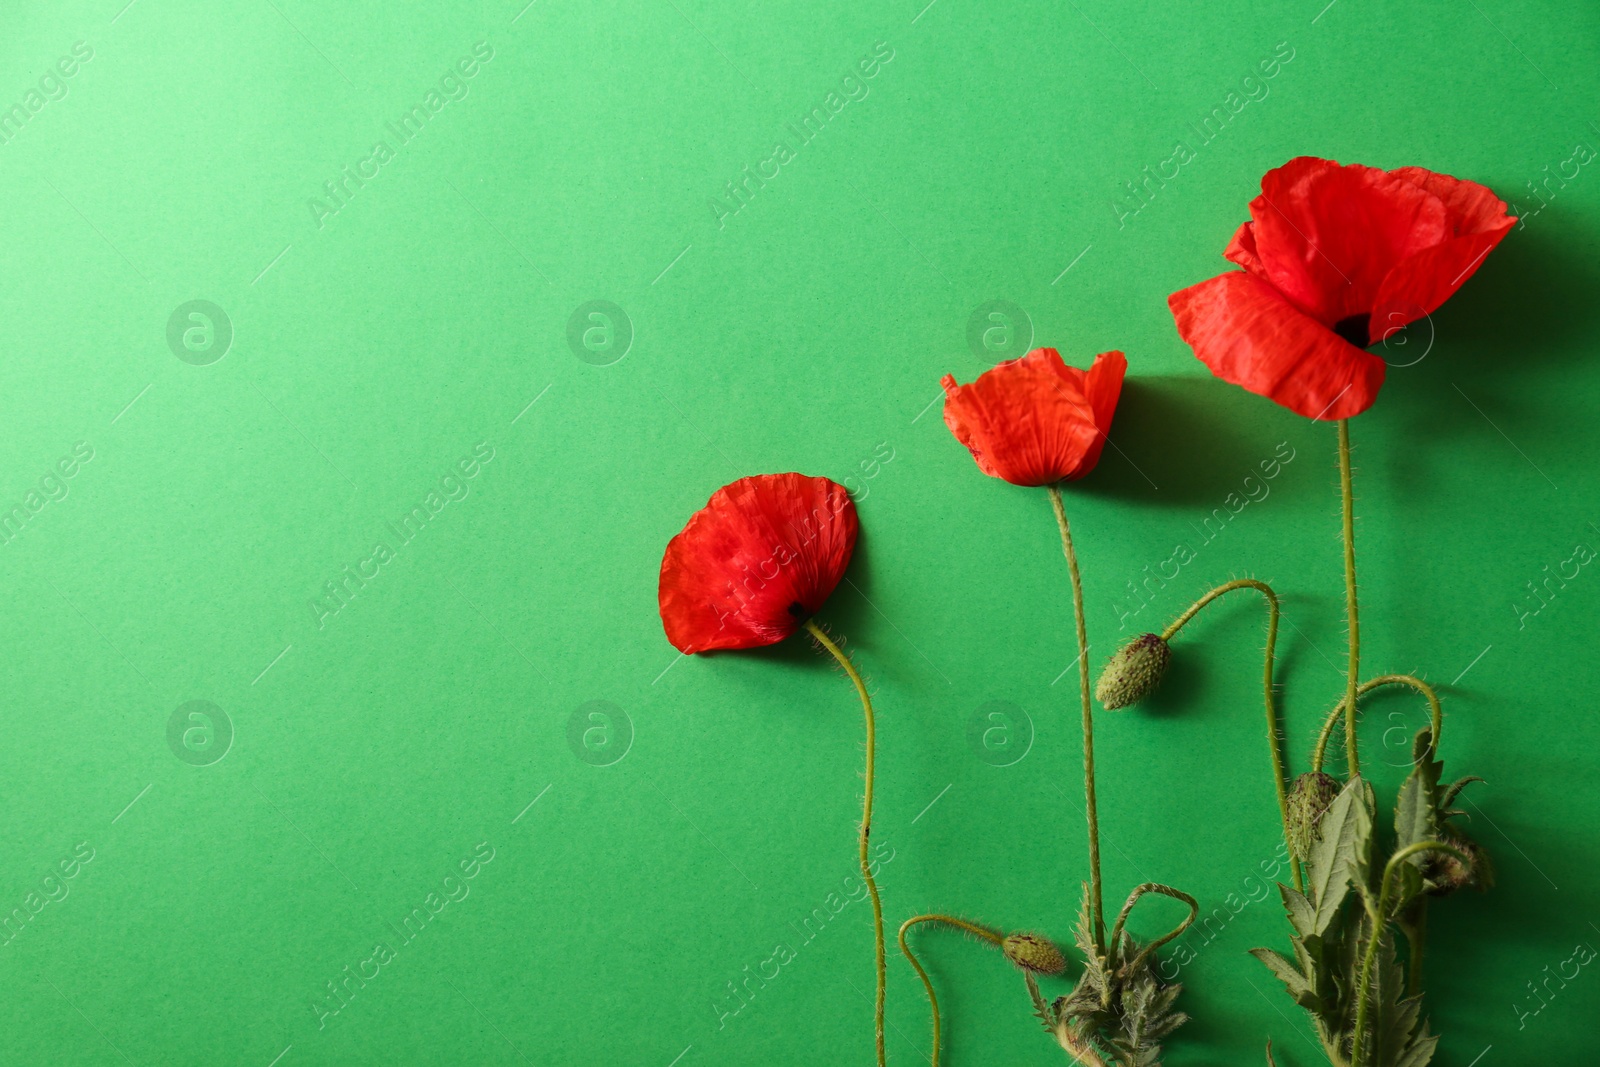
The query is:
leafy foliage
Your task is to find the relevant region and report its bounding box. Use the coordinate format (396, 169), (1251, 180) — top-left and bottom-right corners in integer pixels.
(1251, 734), (1488, 1066)
(1031, 884), (1191, 1066)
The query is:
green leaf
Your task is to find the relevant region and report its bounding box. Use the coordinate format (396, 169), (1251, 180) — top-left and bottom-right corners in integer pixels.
(1251, 947), (1315, 1008)
(1279, 883), (1316, 939)
(1439, 775), (1484, 809)
(1307, 777), (1374, 935)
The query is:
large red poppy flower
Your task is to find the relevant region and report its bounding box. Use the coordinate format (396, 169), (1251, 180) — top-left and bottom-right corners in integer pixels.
(659, 473), (858, 654)
(1169, 157), (1515, 420)
(941, 348), (1127, 487)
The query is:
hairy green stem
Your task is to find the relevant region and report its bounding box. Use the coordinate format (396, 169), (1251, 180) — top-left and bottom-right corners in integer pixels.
(1048, 484), (1105, 954)
(897, 914), (1003, 1067)
(1163, 578), (1296, 889)
(1108, 882), (1200, 980)
(1350, 840), (1469, 1064)
(805, 620), (886, 1067)
(1312, 674), (1444, 775)
(1338, 419), (1361, 780)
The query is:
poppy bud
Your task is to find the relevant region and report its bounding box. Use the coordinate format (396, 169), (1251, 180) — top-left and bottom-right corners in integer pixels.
(1425, 829), (1491, 897)
(1094, 633), (1171, 709)
(1286, 772), (1341, 861)
(1003, 932), (1067, 976)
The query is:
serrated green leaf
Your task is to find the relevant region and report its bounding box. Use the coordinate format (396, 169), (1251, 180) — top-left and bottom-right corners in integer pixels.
(1307, 777), (1374, 934)
(1279, 882), (1316, 938)
(1439, 775), (1484, 809)
(1251, 947), (1315, 1008)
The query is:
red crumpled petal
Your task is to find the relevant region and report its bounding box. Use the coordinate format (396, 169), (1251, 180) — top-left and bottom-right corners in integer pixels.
(658, 473), (858, 654)
(941, 348), (1103, 486)
(1061, 351), (1127, 480)
(1248, 156), (1449, 326)
(1370, 167), (1515, 333)
(1169, 272), (1385, 420)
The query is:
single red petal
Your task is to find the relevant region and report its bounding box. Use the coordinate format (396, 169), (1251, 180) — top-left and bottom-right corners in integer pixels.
(941, 349), (1100, 486)
(658, 473), (858, 654)
(1370, 169), (1515, 331)
(1169, 272), (1385, 421)
(1061, 351), (1127, 480)
(1248, 156), (1448, 326)
(1388, 166), (1516, 235)
(1224, 221), (1269, 280)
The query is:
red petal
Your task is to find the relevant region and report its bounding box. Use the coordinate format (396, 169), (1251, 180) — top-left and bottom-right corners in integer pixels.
(1224, 221), (1268, 279)
(1370, 168), (1515, 331)
(1062, 351), (1127, 480)
(941, 349), (1101, 486)
(1169, 272), (1385, 420)
(658, 474), (858, 654)
(1248, 156), (1448, 326)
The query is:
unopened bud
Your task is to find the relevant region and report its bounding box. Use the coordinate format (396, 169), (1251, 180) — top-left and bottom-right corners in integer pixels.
(1286, 772), (1341, 861)
(1094, 633), (1171, 709)
(1003, 932), (1067, 976)
(1425, 830), (1491, 897)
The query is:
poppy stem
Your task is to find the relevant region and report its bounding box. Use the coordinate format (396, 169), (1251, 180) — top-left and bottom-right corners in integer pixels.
(1311, 674), (1443, 774)
(803, 619), (887, 1067)
(898, 914), (1004, 1067)
(1338, 418), (1362, 780)
(1162, 579), (1297, 891)
(1047, 484), (1105, 956)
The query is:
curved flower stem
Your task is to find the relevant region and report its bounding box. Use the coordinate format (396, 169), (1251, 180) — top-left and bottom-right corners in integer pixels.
(804, 620), (887, 1067)
(1350, 840), (1470, 1065)
(1338, 419), (1362, 780)
(1109, 882), (1200, 979)
(1162, 578), (1296, 889)
(897, 914), (1004, 1067)
(1047, 484), (1105, 955)
(1312, 674), (1444, 775)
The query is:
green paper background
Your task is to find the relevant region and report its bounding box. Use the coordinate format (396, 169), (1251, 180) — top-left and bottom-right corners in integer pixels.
(1, 0), (1596, 1062)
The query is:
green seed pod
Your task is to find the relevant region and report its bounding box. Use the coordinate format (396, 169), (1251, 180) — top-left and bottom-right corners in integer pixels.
(1286, 772), (1341, 861)
(1003, 932), (1067, 976)
(1425, 829), (1491, 897)
(1094, 633), (1172, 709)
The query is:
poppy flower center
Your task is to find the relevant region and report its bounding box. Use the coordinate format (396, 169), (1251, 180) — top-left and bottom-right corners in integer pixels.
(1332, 313), (1372, 349)
(787, 600), (808, 620)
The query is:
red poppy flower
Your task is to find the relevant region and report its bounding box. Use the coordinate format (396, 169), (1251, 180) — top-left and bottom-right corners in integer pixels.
(941, 348), (1127, 487)
(659, 473), (859, 654)
(1169, 157), (1515, 420)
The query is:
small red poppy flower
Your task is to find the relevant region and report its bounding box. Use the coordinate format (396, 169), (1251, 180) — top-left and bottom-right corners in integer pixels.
(658, 473), (858, 654)
(941, 348), (1127, 487)
(1169, 157), (1515, 420)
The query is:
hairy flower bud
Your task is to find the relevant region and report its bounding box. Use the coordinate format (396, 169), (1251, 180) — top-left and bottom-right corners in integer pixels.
(1094, 633), (1171, 709)
(1425, 829), (1491, 897)
(1003, 932), (1067, 976)
(1286, 772), (1341, 861)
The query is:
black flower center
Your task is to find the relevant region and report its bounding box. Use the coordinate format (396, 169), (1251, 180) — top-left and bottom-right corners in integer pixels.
(1333, 313), (1371, 349)
(787, 601), (808, 619)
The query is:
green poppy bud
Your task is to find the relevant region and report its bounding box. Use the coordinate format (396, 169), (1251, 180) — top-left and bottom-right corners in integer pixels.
(1094, 633), (1171, 709)
(1003, 932), (1067, 976)
(1286, 772), (1341, 861)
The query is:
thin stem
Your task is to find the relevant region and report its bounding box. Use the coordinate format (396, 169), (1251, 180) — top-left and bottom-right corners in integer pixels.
(897, 914), (1004, 1067)
(805, 620), (887, 1067)
(1350, 840), (1469, 1064)
(1162, 578), (1296, 890)
(1108, 882), (1200, 980)
(1312, 675), (1444, 775)
(1338, 418), (1361, 780)
(1048, 484), (1104, 955)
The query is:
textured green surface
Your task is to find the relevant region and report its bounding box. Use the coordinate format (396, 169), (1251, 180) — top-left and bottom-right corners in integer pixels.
(1, 0), (1596, 1063)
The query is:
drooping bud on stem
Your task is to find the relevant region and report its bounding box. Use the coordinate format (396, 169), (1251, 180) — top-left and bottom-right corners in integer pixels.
(1286, 772), (1341, 861)
(1002, 931), (1068, 976)
(1425, 829), (1492, 896)
(1094, 633), (1171, 709)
